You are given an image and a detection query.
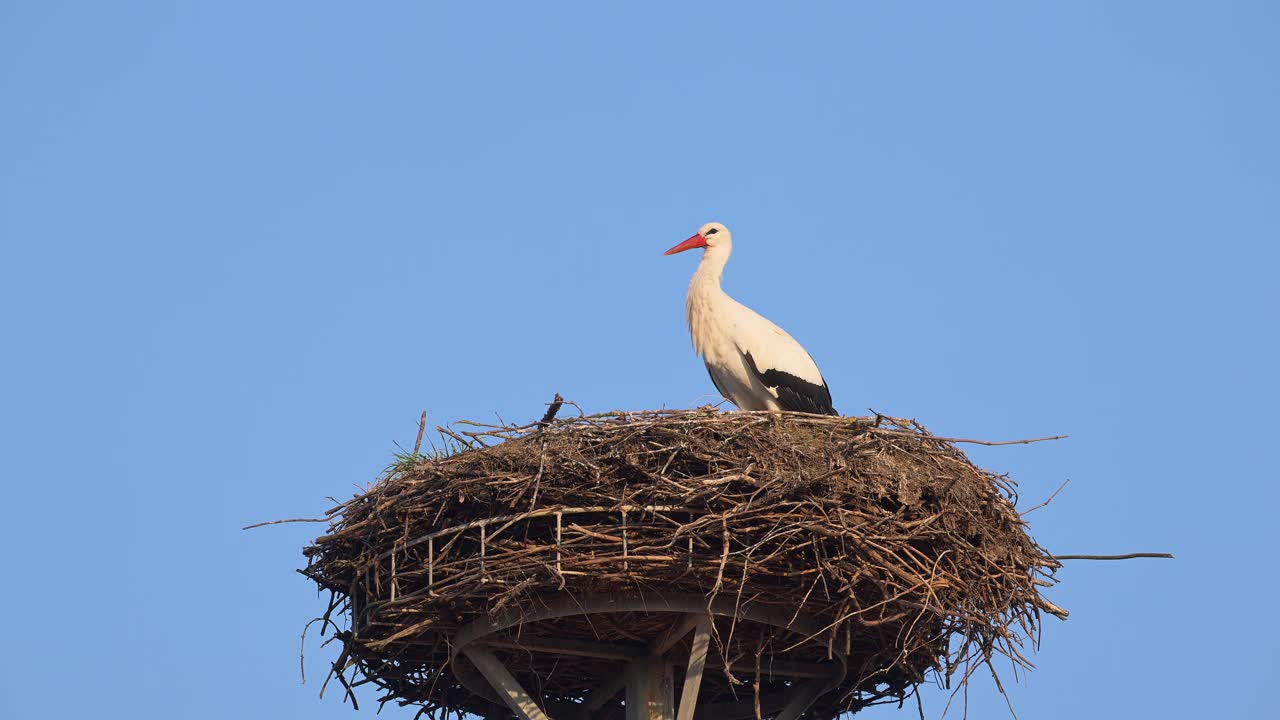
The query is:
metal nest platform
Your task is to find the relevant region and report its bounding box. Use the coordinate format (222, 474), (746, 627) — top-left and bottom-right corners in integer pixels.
(300, 405), (1065, 719)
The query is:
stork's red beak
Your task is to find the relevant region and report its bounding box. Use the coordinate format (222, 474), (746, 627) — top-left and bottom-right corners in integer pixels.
(664, 234), (707, 255)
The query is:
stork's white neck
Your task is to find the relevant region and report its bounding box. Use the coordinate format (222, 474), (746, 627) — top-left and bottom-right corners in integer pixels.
(692, 244), (731, 286)
(686, 245), (734, 359)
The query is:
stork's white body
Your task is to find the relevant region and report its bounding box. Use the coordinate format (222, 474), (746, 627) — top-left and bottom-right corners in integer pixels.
(667, 223), (836, 415)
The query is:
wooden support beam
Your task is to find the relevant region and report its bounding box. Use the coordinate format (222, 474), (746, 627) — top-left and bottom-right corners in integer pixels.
(461, 646), (553, 720)
(675, 615), (711, 720)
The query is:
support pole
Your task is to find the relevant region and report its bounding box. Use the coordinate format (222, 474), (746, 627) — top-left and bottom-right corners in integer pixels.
(461, 646), (553, 720)
(584, 613), (700, 715)
(625, 655), (673, 720)
(675, 616), (712, 720)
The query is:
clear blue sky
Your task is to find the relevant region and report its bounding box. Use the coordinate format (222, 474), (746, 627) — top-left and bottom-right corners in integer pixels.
(2, 2), (1276, 718)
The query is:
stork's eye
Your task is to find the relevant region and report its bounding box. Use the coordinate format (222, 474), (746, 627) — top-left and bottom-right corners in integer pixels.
(706, 228), (719, 235)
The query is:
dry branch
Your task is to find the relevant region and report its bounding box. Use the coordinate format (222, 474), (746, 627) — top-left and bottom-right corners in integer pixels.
(1052, 553), (1174, 561)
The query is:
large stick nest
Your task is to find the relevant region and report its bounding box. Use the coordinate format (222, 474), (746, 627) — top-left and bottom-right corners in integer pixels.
(302, 407), (1065, 719)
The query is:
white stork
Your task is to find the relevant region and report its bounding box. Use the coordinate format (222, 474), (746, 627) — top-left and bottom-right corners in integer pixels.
(664, 222), (837, 415)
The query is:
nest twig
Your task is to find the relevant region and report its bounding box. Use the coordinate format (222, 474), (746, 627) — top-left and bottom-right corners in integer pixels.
(301, 406), (1065, 719)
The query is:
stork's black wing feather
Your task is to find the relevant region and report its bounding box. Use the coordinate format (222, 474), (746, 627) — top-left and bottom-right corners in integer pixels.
(743, 351), (837, 415)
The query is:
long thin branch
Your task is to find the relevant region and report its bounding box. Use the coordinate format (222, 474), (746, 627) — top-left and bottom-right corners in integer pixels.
(1052, 553), (1174, 561)
(436, 425), (476, 449)
(243, 517), (327, 530)
(880, 431), (1069, 446)
(1020, 479), (1070, 515)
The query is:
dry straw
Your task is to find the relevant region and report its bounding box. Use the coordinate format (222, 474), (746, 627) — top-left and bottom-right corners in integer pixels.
(300, 402), (1070, 719)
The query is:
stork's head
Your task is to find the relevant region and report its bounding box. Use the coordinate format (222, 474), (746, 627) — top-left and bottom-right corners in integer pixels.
(664, 222), (731, 256)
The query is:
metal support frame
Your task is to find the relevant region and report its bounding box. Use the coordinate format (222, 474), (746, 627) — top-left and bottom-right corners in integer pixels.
(582, 614), (703, 717)
(449, 591), (845, 720)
